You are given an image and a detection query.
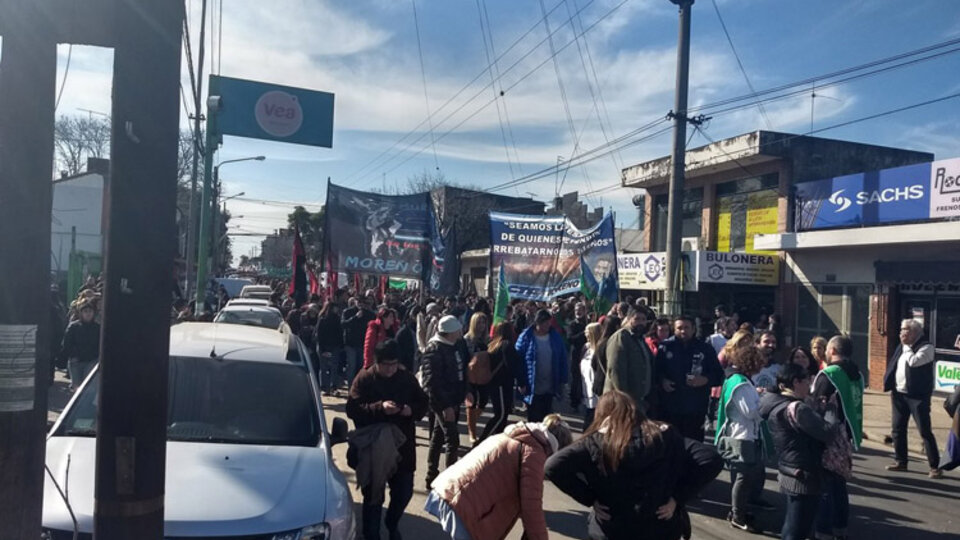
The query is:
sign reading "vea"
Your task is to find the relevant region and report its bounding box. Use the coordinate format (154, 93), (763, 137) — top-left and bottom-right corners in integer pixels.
(794, 158), (960, 231)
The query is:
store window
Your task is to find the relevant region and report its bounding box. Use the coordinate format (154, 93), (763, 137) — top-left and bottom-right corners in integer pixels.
(715, 174), (779, 253)
(795, 284), (872, 376)
(653, 188), (703, 251)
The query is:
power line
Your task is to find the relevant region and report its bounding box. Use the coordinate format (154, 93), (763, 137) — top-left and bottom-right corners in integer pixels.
(475, 0), (516, 178)
(343, 0), (592, 184)
(372, 0), (633, 183)
(710, 0), (772, 129)
(54, 44), (73, 113)
(411, 0), (441, 171)
(482, 0), (525, 177)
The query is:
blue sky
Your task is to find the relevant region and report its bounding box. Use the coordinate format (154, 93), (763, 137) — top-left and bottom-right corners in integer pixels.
(35, 0), (960, 258)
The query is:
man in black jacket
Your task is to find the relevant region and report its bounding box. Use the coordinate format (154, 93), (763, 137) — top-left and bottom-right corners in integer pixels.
(347, 339), (428, 540)
(421, 315), (472, 488)
(657, 316), (723, 440)
(342, 296), (375, 385)
(61, 301), (100, 391)
(884, 318), (941, 478)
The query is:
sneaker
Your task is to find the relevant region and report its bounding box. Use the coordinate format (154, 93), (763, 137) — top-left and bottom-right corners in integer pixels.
(729, 514), (761, 534)
(929, 468), (943, 479)
(885, 462), (908, 472)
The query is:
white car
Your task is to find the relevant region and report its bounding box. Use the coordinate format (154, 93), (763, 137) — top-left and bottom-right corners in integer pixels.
(239, 284), (275, 300)
(43, 322), (356, 539)
(225, 298), (272, 308)
(215, 304), (285, 330)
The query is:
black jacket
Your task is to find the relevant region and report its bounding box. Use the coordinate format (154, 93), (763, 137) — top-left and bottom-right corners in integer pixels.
(656, 338), (723, 416)
(342, 306), (374, 348)
(592, 339), (610, 398)
(420, 337), (470, 413)
(812, 358), (862, 429)
(395, 324), (417, 372)
(488, 341), (527, 389)
(759, 391), (836, 495)
(883, 338), (935, 397)
(61, 320), (100, 363)
(315, 312), (343, 352)
(945, 384), (960, 418)
(545, 425), (686, 540)
(346, 366), (428, 472)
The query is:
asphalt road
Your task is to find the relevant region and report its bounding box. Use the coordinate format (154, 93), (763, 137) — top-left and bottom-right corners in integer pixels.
(320, 394), (959, 540)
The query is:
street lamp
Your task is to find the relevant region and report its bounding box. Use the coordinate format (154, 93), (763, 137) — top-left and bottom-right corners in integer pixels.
(207, 157), (264, 286)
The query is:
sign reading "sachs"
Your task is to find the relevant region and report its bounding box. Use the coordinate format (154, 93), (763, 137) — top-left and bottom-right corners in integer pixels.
(794, 157), (960, 231)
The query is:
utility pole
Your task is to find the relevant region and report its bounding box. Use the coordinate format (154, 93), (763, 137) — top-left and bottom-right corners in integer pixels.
(194, 105), (219, 311)
(0, 3), (56, 537)
(184, 0), (208, 304)
(93, 1), (183, 538)
(663, 0), (694, 317)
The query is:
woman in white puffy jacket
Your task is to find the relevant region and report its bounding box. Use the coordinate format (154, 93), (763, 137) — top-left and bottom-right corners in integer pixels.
(580, 322), (603, 427)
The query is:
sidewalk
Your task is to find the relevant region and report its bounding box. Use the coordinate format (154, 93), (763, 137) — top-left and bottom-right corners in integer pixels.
(861, 388), (954, 459)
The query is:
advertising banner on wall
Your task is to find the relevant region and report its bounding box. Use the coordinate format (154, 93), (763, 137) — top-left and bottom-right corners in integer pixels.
(697, 251), (779, 286)
(490, 212), (617, 301)
(325, 183), (432, 279)
(617, 252), (698, 291)
(716, 189), (779, 253)
(936, 360), (960, 391)
(795, 157), (960, 231)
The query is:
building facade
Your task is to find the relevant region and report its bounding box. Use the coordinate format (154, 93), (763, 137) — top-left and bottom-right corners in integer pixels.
(621, 130), (934, 381)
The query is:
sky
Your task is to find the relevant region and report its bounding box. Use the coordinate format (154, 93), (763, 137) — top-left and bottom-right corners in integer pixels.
(27, 0), (960, 260)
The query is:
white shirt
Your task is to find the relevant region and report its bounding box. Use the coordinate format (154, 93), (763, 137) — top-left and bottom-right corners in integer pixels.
(895, 341), (936, 393)
(707, 333), (728, 354)
(726, 380), (760, 441)
(580, 347), (598, 409)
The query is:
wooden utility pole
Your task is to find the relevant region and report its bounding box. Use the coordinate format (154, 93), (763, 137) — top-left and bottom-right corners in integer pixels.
(93, 1), (184, 538)
(0, 3), (57, 537)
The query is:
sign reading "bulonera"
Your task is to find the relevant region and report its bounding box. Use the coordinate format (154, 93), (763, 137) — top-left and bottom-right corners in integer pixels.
(617, 250), (780, 290)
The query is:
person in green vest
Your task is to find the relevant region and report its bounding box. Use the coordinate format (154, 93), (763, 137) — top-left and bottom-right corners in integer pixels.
(715, 346), (768, 534)
(811, 335), (863, 540)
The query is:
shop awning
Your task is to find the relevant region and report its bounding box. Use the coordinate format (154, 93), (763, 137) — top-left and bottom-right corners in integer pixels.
(875, 260), (960, 285)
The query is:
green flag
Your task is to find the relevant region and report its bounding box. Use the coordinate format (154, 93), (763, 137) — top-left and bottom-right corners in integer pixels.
(492, 263), (509, 327)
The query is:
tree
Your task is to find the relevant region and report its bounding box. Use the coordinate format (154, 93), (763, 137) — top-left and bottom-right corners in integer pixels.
(53, 114), (111, 176)
(287, 205), (325, 263)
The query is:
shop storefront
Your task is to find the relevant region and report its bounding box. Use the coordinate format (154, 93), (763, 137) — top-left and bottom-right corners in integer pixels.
(757, 156), (960, 391)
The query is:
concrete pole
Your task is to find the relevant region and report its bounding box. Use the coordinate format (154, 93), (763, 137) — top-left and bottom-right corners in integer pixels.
(183, 0), (208, 301)
(0, 5), (56, 536)
(664, 0), (694, 317)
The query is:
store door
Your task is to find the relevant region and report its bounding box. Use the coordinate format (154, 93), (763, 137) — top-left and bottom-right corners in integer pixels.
(902, 297), (933, 337)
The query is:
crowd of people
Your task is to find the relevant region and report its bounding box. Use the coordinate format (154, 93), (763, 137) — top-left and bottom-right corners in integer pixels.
(51, 275), (959, 540)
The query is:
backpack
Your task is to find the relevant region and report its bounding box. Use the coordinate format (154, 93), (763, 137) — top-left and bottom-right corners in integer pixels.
(468, 350), (500, 385)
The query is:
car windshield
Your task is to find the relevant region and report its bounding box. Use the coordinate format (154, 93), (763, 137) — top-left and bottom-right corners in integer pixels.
(55, 357), (321, 447)
(214, 309), (282, 329)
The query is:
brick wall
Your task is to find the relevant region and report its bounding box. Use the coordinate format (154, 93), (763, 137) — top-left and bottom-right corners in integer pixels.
(868, 289), (897, 390)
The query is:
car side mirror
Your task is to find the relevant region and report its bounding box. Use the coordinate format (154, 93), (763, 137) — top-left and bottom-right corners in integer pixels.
(330, 417), (349, 446)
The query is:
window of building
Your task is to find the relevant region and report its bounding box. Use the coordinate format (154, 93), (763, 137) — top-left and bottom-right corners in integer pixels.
(715, 174), (779, 253)
(653, 188), (703, 251)
(795, 284), (872, 377)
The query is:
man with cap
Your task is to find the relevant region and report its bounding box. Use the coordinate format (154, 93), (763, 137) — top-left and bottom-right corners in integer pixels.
(421, 314), (473, 487)
(515, 309), (568, 422)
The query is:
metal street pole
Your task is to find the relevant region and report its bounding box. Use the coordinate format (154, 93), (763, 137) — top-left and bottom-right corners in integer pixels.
(0, 4), (56, 536)
(183, 0), (208, 301)
(664, 0), (694, 317)
(93, 1), (183, 538)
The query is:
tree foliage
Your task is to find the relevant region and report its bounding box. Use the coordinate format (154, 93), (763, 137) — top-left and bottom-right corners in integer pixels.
(287, 205), (325, 263)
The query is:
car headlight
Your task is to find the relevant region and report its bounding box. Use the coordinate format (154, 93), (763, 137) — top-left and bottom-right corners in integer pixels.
(272, 523), (331, 540)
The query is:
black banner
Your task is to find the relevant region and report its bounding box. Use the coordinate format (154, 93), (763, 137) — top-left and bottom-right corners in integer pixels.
(325, 183), (432, 279)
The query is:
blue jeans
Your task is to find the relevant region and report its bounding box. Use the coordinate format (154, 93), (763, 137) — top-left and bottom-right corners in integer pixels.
(816, 471), (849, 536)
(319, 349), (342, 391)
(781, 493), (819, 540)
(343, 346), (361, 386)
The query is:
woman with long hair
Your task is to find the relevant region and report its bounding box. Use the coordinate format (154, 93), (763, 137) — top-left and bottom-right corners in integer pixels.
(464, 312), (491, 444)
(591, 316), (622, 401)
(715, 346), (768, 533)
(478, 322), (526, 441)
(645, 317), (672, 355)
(787, 346), (818, 378)
(810, 336), (828, 371)
(580, 322), (603, 427)
(545, 391), (687, 539)
(362, 307), (397, 369)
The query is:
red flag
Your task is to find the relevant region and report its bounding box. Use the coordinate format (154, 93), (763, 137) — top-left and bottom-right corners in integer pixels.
(308, 267), (319, 296)
(288, 224), (307, 306)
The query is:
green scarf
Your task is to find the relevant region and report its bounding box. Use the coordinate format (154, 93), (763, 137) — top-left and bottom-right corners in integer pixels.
(817, 364), (864, 450)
